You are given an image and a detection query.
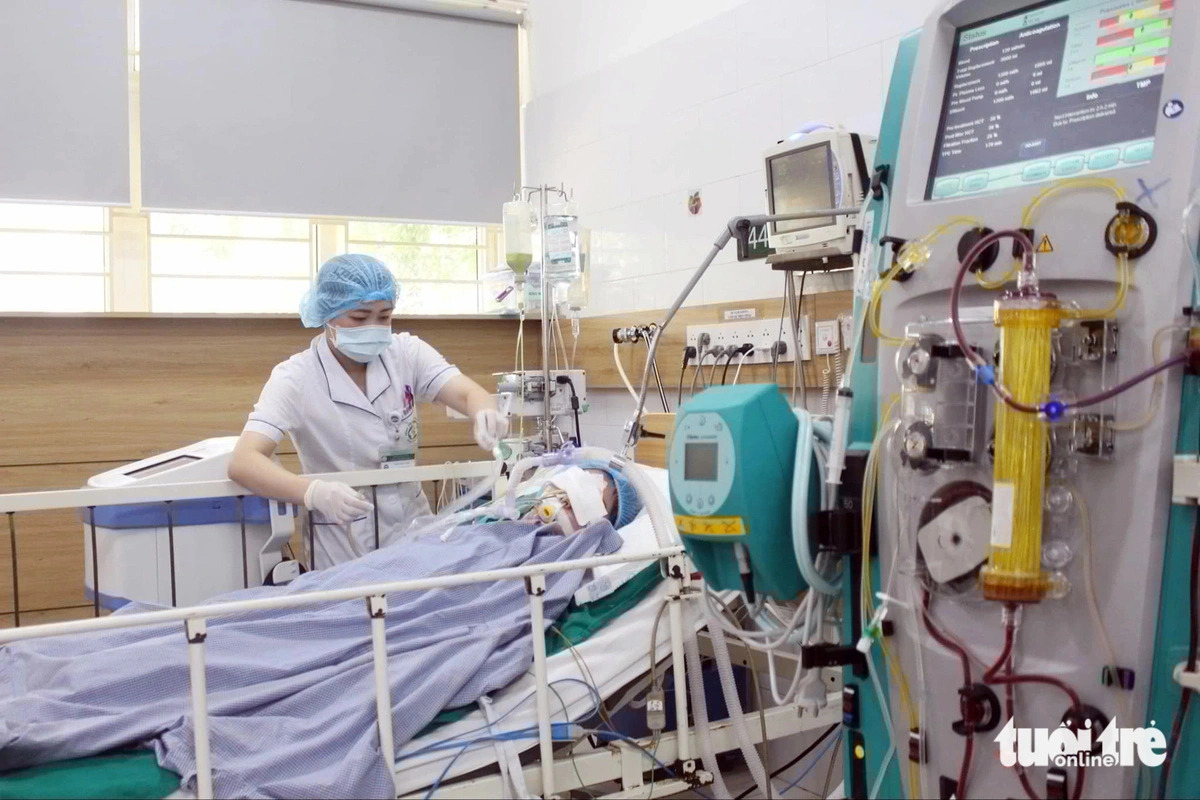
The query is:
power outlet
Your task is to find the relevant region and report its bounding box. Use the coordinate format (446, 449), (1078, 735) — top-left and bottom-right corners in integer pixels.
(814, 320), (840, 356)
(686, 318), (809, 365)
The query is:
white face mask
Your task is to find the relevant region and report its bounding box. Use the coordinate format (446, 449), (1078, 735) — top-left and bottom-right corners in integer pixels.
(329, 324), (392, 363)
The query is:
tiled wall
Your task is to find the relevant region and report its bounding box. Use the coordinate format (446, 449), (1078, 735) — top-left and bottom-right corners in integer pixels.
(525, 0), (945, 447)
(581, 387), (644, 453)
(523, 0), (944, 317)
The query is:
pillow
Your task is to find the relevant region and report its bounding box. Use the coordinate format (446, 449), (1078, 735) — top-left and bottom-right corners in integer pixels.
(573, 466), (670, 605)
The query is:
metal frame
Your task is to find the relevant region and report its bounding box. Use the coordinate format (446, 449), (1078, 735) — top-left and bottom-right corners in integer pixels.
(0, 461), (696, 800)
(0, 462), (840, 799)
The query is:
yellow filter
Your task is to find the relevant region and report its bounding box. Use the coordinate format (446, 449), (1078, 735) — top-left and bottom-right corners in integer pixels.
(981, 296), (1060, 603)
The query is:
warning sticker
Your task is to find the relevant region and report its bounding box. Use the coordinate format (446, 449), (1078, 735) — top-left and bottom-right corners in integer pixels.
(1036, 235), (1054, 254)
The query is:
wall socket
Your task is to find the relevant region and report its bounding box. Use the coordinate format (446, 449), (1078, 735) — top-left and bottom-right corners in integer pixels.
(685, 318), (810, 366)
(814, 320), (841, 356)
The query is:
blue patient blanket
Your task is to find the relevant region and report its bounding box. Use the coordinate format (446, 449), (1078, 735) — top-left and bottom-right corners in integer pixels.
(0, 520), (623, 798)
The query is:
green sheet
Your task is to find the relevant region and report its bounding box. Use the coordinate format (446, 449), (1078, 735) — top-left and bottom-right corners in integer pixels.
(0, 565), (663, 800)
(0, 751), (179, 800)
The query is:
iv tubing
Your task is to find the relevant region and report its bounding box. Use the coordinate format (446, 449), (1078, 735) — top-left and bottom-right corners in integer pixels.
(950, 229), (1188, 416)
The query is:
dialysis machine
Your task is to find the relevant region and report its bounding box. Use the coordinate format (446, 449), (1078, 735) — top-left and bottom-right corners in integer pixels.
(666, 0), (1200, 797)
(860, 1), (1198, 797)
(83, 437), (296, 609)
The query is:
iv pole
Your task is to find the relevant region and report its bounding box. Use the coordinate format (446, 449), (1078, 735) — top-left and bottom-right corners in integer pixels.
(519, 184), (571, 452)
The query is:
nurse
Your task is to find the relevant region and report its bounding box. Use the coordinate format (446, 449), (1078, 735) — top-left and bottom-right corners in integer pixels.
(228, 254), (508, 568)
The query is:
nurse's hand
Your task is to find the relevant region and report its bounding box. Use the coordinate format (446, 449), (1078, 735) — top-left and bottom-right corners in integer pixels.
(304, 479), (374, 524)
(473, 408), (509, 451)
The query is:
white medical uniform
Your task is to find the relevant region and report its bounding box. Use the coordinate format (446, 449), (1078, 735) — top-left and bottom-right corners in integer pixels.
(243, 333), (461, 569)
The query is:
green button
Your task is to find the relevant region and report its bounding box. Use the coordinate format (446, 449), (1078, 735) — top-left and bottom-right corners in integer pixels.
(1088, 148), (1121, 170)
(932, 178), (961, 198)
(961, 173), (989, 192)
(1022, 162), (1052, 182)
(1054, 156), (1085, 176)
(1123, 141), (1154, 164)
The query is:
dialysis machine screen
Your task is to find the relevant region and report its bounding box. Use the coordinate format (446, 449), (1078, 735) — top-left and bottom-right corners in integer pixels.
(927, 0), (1175, 200)
(769, 143), (836, 233)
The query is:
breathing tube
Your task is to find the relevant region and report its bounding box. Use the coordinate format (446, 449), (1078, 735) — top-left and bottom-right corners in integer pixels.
(793, 409), (840, 595)
(701, 601), (771, 798)
(683, 614), (731, 798)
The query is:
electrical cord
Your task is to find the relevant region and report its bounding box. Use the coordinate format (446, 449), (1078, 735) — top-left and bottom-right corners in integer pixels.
(690, 350), (715, 398)
(746, 667), (773, 800)
(730, 725), (839, 800)
(732, 347), (754, 385)
(708, 347), (727, 387)
(720, 348), (740, 385)
(1158, 495), (1200, 799)
(678, 346), (697, 406)
(555, 376), (583, 447)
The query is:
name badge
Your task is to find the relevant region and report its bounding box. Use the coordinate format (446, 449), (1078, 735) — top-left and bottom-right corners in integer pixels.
(379, 444), (415, 470)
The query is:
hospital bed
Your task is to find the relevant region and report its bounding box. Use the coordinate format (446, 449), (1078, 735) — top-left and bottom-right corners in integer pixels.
(0, 457), (840, 799)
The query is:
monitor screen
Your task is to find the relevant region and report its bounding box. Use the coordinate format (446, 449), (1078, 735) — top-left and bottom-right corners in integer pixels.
(927, 0), (1174, 200)
(125, 454), (200, 478)
(769, 143), (836, 234)
(684, 442), (719, 482)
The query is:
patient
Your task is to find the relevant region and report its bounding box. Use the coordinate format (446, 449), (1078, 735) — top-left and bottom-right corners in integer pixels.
(492, 460), (640, 534)
(0, 463), (644, 800)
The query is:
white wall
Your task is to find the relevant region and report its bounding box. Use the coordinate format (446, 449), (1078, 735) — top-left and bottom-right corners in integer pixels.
(524, 0), (945, 317)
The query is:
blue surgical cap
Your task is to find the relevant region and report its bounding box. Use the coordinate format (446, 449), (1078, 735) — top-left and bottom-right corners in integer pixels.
(578, 460), (644, 530)
(299, 254), (398, 328)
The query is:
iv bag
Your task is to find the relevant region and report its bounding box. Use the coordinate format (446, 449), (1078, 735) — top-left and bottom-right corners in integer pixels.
(544, 199), (580, 284)
(503, 200), (534, 281)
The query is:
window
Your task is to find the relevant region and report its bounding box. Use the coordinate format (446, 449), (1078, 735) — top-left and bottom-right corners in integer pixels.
(0, 204), (504, 316)
(347, 221), (492, 315)
(0, 203), (109, 312)
(149, 213), (312, 314)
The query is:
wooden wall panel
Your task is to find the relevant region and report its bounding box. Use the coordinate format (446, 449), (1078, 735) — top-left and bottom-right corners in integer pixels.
(573, 291), (854, 394)
(0, 316), (533, 467)
(0, 315), (529, 618)
(0, 462), (116, 614)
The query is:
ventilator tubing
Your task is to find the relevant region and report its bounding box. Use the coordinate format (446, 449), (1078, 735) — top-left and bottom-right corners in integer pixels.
(573, 446), (679, 548)
(704, 601), (771, 797)
(981, 297), (1060, 603)
(793, 410), (839, 595)
(684, 614), (731, 798)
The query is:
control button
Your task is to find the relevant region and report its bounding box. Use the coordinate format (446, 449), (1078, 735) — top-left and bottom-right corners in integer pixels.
(1087, 148), (1121, 171)
(1123, 141), (1154, 164)
(1019, 138), (1047, 159)
(1021, 162), (1052, 182)
(708, 495), (716, 507)
(1054, 155), (1085, 176)
(715, 421), (723, 432)
(698, 416), (708, 427)
(686, 494), (693, 505)
(961, 173), (988, 192)
(932, 177), (960, 199)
